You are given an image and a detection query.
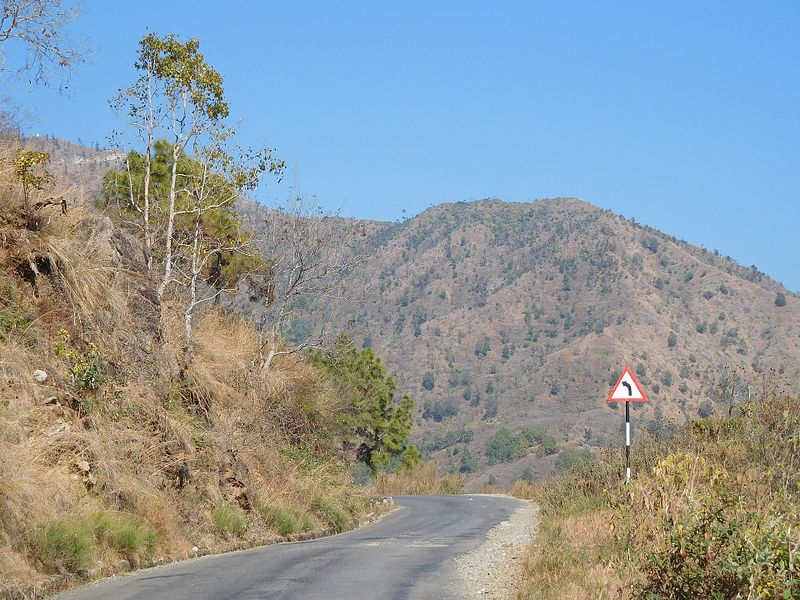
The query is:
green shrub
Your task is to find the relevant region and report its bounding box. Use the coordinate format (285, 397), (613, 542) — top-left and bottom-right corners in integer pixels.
(313, 498), (350, 532)
(211, 504), (248, 538)
(92, 512), (156, 559)
(292, 508), (315, 532)
(32, 518), (95, 572)
(421, 371), (435, 390)
(0, 311), (32, 340)
(554, 448), (592, 473)
(485, 427), (549, 464)
(256, 502), (298, 536)
(53, 330), (106, 392)
(634, 483), (799, 599)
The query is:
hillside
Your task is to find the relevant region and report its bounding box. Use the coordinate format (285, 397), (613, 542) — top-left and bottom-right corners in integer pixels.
(22, 135), (124, 194)
(19, 136), (800, 491)
(237, 198), (800, 488)
(0, 141), (381, 596)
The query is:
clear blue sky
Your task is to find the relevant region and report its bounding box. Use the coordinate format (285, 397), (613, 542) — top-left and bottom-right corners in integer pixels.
(9, 1), (800, 291)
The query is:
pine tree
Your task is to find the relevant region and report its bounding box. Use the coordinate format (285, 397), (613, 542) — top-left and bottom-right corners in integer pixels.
(313, 335), (421, 474)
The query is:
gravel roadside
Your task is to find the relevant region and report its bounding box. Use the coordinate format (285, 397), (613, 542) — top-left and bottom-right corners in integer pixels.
(454, 497), (539, 599)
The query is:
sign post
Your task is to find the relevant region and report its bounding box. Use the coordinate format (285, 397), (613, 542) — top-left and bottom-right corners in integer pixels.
(608, 366), (648, 482)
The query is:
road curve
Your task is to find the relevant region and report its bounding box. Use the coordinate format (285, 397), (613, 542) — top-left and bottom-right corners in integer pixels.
(54, 495), (527, 600)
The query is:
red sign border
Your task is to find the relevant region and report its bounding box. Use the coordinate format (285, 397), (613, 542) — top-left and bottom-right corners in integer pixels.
(607, 365), (649, 402)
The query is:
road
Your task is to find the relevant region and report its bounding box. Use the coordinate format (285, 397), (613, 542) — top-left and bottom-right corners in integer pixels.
(54, 495), (526, 600)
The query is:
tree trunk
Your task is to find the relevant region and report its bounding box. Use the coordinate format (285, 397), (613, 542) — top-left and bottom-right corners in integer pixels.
(262, 346), (277, 371)
(143, 75), (155, 272)
(157, 139), (181, 301)
(142, 131), (153, 272)
(183, 202), (202, 363)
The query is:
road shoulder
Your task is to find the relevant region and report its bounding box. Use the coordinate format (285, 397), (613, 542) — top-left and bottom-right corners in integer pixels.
(454, 497), (539, 599)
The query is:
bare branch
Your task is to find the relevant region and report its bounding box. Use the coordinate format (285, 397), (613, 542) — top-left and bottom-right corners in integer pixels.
(0, 0), (84, 87)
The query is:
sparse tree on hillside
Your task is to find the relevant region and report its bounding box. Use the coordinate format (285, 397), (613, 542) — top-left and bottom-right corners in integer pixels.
(312, 335), (421, 474)
(110, 35), (170, 271)
(177, 134), (277, 359)
(459, 447), (476, 474)
(254, 195), (363, 371)
(103, 138), (281, 362)
(109, 33), (284, 355)
(150, 34), (230, 303)
(0, 0), (84, 86)
(12, 147), (52, 207)
(110, 34), (231, 301)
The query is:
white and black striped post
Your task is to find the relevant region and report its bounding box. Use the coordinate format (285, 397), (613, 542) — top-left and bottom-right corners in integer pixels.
(625, 400), (631, 483)
(608, 366), (648, 484)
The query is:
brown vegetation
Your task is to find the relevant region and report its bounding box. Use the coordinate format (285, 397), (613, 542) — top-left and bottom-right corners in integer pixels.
(511, 378), (799, 599)
(0, 138), (368, 596)
(233, 199), (800, 487)
(370, 463), (464, 496)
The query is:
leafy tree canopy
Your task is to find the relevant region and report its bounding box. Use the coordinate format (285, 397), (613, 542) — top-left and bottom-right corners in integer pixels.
(312, 334), (421, 474)
(101, 140), (265, 290)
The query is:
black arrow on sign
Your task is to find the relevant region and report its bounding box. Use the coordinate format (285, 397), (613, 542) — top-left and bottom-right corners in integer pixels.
(622, 381), (633, 396)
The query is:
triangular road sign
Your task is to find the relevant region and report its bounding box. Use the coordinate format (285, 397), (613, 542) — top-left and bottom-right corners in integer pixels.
(608, 366), (648, 402)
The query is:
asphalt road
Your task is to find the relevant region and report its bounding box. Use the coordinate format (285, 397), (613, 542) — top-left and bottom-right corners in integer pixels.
(54, 495), (525, 600)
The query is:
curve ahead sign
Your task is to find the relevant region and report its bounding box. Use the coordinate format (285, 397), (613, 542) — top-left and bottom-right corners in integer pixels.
(608, 366), (648, 402)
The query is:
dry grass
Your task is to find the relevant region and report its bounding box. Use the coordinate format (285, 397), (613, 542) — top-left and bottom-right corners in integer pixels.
(40, 205), (127, 331)
(0, 138), (371, 594)
(512, 392), (800, 599)
(515, 509), (626, 600)
(371, 462), (464, 495)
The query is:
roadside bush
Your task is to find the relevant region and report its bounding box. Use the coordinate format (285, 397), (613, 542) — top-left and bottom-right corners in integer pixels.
(637, 496), (798, 599)
(554, 447), (591, 473)
(618, 399), (800, 599)
(255, 500), (298, 536)
(92, 511), (156, 560)
(313, 498), (350, 532)
(292, 508), (315, 532)
(211, 504), (249, 538)
(32, 517), (95, 573)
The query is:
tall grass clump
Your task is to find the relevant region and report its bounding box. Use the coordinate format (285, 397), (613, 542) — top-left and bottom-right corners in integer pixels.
(92, 511), (156, 560)
(211, 504), (249, 538)
(292, 508), (315, 532)
(32, 518), (95, 573)
(254, 498), (299, 536)
(371, 462), (464, 496)
(312, 497), (351, 532)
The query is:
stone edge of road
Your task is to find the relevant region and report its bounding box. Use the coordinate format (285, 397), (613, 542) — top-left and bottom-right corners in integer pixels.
(19, 498), (401, 600)
(454, 496), (540, 600)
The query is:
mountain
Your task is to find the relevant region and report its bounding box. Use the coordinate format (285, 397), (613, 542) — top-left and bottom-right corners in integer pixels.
(22, 135), (124, 193)
(29, 137), (800, 489)
(238, 197), (800, 489)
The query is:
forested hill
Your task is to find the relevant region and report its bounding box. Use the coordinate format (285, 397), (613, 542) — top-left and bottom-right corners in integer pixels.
(19, 135), (800, 488)
(236, 197), (800, 488)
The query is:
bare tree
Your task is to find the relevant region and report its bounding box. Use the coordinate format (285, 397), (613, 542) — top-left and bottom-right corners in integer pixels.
(148, 34), (229, 303)
(109, 37), (169, 272)
(254, 195), (365, 371)
(176, 133), (278, 361)
(0, 0), (84, 86)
